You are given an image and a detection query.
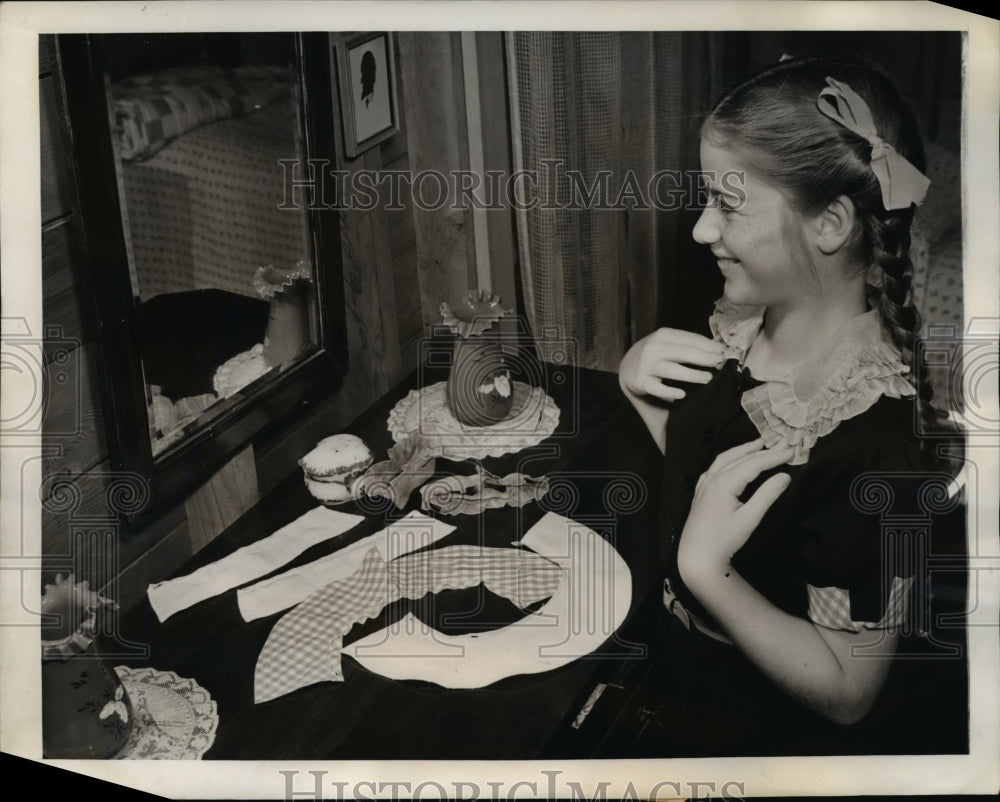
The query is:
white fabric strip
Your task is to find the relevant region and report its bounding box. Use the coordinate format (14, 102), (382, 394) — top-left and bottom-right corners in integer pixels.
(237, 511), (456, 622)
(147, 506), (364, 623)
(345, 511), (632, 688)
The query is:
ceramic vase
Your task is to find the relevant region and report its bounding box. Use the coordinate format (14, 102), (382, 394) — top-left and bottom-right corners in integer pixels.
(440, 291), (515, 426)
(446, 333), (515, 426)
(41, 575), (133, 759)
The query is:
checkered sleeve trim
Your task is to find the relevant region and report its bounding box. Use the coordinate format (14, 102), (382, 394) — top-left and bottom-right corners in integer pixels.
(806, 576), (915, 632)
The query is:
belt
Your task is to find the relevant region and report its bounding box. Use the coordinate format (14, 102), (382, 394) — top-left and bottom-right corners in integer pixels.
(663, 579), (734, 646)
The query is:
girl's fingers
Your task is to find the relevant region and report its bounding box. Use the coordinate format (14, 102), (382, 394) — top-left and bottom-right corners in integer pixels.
(643, 378), (686, 402)
(724, 446), (796, 490)
(737, 472), (793, 527)
(647, 332), (725, 364)
(659, 343), (728, 368)
(655, 360), (714, 384)
(707, 437), (765, 472)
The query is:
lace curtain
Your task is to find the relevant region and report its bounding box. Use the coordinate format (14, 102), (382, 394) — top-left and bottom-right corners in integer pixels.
(506, 32), (722, 371)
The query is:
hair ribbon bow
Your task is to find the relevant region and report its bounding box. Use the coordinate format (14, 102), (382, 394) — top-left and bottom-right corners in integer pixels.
(817, 77), (930, 211)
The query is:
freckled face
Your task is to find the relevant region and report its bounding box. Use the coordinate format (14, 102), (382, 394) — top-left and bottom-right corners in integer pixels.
(693, 138), (814, 309)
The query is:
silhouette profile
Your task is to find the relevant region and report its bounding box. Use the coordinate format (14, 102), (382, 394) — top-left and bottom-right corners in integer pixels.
(360, 50), (377, 107)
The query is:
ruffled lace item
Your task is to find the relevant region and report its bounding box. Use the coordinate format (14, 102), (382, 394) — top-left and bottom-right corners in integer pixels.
(709, 297), (766, 362)
(708, 298), (916, 465)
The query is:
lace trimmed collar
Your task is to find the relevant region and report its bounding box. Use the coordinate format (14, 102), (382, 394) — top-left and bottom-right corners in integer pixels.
(709, 297), (916, 465)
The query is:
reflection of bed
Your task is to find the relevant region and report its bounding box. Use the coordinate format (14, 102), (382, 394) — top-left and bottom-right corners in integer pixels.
(113, 67), (311, 302)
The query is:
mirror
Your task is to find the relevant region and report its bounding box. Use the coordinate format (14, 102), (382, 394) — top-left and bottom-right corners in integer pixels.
(102, 33), (318, 454)
(58, 32), (348, 523)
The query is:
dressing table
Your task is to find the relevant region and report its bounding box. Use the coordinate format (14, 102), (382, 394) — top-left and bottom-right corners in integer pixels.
(112, 363), (668, 759)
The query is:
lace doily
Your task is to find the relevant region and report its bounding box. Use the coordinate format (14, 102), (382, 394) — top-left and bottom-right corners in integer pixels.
(114, 666), (218, 759)
(388, 381), (560, 459)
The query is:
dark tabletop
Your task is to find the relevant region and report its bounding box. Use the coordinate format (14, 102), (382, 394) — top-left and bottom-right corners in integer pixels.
(115, 363), (667, 759)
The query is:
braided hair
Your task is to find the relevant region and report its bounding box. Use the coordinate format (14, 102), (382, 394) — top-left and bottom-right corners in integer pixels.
(703, 56), (950, 446)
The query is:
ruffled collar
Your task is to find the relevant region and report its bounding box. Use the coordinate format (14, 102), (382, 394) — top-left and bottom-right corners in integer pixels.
(709, 297), (916, 465)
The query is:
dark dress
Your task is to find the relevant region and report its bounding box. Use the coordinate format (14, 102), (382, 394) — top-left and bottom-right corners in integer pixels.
(623, 357), (968, 757)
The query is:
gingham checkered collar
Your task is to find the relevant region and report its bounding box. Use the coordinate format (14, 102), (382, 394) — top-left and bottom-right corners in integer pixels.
(708, 296), (916, 465)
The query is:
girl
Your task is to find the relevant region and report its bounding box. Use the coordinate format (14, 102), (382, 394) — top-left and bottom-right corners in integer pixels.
(618, 56), (962, 755)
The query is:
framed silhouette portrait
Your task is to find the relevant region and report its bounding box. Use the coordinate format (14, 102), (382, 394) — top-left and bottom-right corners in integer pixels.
(333, 31), (399, 157)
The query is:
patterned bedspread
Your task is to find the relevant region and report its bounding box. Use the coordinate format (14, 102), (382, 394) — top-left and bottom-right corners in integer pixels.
(122, 99), (311, 301)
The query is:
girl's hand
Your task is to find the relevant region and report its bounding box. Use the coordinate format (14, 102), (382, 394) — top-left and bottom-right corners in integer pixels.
(677, 438), (795, 585)
(618, 328), (726, 403)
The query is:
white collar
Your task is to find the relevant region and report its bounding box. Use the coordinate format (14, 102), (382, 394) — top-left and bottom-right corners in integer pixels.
(709, 297), (916, 465)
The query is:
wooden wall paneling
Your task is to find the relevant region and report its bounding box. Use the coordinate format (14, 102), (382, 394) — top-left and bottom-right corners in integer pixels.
(40, 75), (74, 224)
(41, 217), (80, 299)
(377, 34), (409, 167)
(41, 467), (110, 567)
(388, 209), (416, 260)
(384, 153), (416, 257)
(40, 453), (200, 615)
(105, 516), (195, 615)
(41, 340), (108, 481)
(381, 34), (417, 275)
(42, 217), (96, 357)
(361, 145), (403, 388)
(335, 114), (403, 400)
(41, 454), (222, 614)
(382, 150), (422, 344)
(42, 513), (195, 626)
(392, 243), (421, 344)
(183, 445), (260, 552)
(380, 129), (408, 168)
(398, 33), (477, 323)
(41, 467), (182, 588)
(398, 329), (422, 378)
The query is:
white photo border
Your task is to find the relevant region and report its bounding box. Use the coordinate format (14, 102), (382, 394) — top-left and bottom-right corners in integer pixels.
(1, 1), (997, 799)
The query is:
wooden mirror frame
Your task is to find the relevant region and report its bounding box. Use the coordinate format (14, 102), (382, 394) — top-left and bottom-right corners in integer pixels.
(57, 32), (348, 526)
